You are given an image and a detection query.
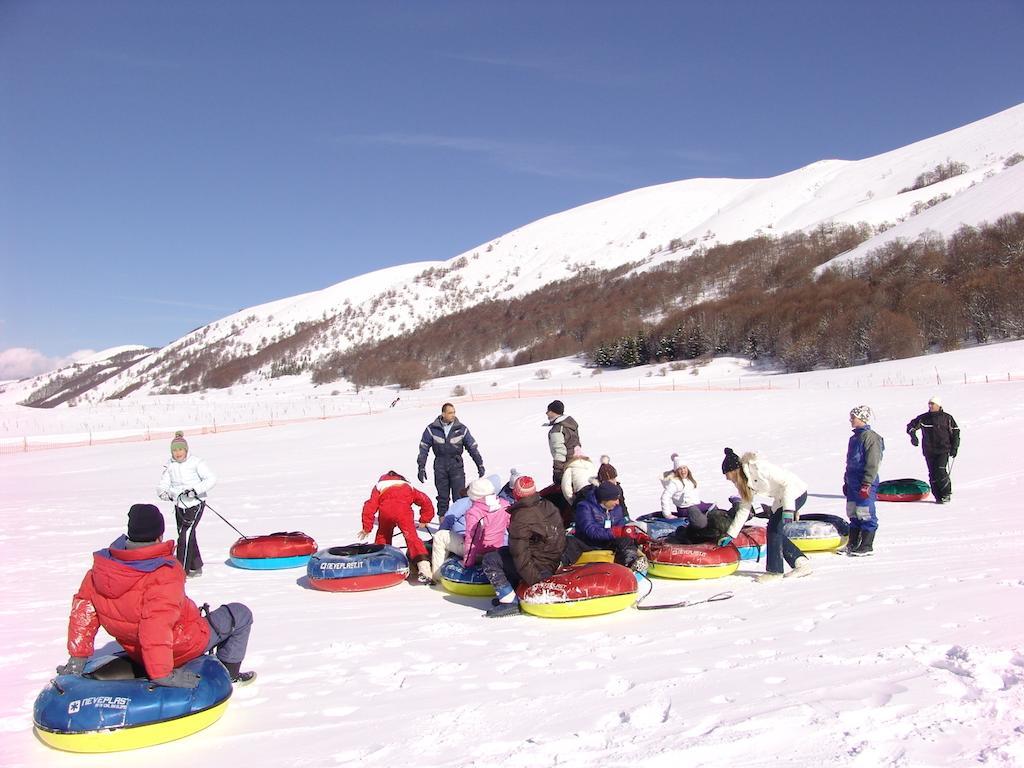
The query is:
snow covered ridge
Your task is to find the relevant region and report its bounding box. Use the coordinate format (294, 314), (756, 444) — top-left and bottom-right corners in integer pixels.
(21, 103), (1024, 405)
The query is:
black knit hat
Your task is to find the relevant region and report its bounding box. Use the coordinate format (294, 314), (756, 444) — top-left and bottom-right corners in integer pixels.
(546, 399), (565, 415)
(721, 448), (742, 474)
(596, 481), (620, 503)
(128, 503), (165, 542)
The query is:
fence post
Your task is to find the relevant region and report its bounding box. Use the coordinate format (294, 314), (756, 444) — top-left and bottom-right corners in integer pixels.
(23, 436), (28, 453)
(89, 431), (93, 447)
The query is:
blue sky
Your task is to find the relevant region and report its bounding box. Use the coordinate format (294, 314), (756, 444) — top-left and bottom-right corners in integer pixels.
(1, 1), (1022, 376)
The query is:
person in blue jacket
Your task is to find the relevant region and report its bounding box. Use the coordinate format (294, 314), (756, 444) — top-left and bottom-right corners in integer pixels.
(416, 403), (485, 517)
(567, 481), (647, 573)
(843, 405), (885, 556)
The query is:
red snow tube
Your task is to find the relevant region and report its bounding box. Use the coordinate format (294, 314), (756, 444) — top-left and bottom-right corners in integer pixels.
(231, 532), (318, 559)
(516, 562), (639, 618)
(645, 541), (740, 579)
(229, 532), (318, 570)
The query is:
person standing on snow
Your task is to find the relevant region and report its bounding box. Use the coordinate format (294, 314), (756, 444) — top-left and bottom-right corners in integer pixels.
(906, 396), (960, 504)
(157, 431), (216, 578)
(416, 403), (485, 517)
(843, 406), (885, 556)
(359, 470), (436, 584)
(58, 503), (255, 686)
(721, 447), (811, 583)
(544, 400), (580, 485)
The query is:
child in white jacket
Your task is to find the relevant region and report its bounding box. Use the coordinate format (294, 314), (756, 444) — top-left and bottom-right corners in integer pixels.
(660, 453), (701, 518)
(158, 431), (217, 578)
(561, 446), (597, 503)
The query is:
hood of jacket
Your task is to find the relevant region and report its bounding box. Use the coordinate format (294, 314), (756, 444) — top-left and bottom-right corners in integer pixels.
(90, 536), (178, 599)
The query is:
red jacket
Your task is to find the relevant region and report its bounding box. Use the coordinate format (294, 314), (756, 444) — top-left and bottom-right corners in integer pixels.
(66, 536), (210, 679)
(361, 472), (435, 532)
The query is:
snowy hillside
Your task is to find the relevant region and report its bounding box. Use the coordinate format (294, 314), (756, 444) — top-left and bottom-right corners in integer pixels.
(23, 103), (1024, 405)
(2, 342), (1023, 767)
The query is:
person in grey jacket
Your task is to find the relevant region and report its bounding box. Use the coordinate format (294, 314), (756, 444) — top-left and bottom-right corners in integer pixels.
(417, 403), (485, 516)
(843, 405), (885, 556)
(544, 400), (580, 484)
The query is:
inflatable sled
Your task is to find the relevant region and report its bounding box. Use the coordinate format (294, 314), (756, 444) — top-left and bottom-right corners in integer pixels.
(573, 549), (615, 565)
(517, 562), (639, 618)
(783, 514), (847, 553)
(644, 540), (740, 580)
(34, 653), (231, 753)
(307, 544), (409, 592)
(732, 525), (767, 561)
(877, 478), (931, 502)
(439, 557), (494, 597)
(230, 531), (317, 570)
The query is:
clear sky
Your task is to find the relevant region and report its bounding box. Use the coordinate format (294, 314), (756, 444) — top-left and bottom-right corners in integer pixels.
(1, 0), (1022, 377)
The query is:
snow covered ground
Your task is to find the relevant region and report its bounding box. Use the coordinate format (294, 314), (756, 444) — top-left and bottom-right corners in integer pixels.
(3, 342), (1024, 767)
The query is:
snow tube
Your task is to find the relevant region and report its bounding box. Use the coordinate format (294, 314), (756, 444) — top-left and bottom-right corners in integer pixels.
(644, 541), (740, 579)
(439, 557), (494, 597)
(877, 478), (931, 502)
(517, 562), (639, 618)
(229, 531), (317, 570)
(783, 515), (845, 553)
(574, 549), (615, 565)
(33, 653), (231, 753)
(307, 544), (409, 592)
(732, 525), (767, 561)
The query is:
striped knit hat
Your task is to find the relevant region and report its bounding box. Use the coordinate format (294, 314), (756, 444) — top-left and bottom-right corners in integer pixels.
(170, 431), (189, 455)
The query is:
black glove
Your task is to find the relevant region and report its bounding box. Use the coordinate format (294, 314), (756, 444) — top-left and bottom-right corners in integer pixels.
(152, 667), (200, 689)
(56, 656), (87, 676)
(417, 468), (427, 483)
(950, 450), (957, 458)
(477, 465), (486, 478)
(910, 435), (919, 447)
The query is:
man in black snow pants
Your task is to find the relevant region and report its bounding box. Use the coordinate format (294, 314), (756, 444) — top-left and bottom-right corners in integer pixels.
(906, 395), (960, 504)
(417, 403), (485, 517)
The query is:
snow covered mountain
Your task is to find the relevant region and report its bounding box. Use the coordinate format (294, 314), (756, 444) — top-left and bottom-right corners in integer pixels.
(24, 103), (1024, 405)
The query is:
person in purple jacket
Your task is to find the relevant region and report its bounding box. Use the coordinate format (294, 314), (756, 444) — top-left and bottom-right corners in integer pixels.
(567, 482), (647, 574)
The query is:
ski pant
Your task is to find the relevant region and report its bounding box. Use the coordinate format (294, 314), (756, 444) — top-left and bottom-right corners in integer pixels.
(175, 502), (205, 573)
(562, 534), (638, 569)
(374, 511), (428, 562)
(482, 548), (522, 600)
(430, 529), (465, 579)
(203, 603), (253, 665)
(925, 451), (952, 500)
(844, 479), (879, 533)
(433, 457), (466, 517)
(767, 492), (807, 574)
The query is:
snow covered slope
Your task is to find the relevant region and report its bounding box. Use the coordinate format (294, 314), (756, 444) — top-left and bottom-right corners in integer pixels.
(41, 102), (1024, 403)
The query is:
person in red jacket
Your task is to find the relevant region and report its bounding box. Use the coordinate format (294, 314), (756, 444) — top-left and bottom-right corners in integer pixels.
(360, 470), (435, 583)
(57, 504), (255, 686)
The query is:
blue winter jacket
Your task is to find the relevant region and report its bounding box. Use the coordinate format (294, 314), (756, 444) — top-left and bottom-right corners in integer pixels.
(844, 426), (885, 501)
(574, 487), (627, 545)
(417, 417), (484, 471)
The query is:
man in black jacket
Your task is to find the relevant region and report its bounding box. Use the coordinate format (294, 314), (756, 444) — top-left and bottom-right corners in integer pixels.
(906, 396), (960, 504)
(417, 403), (485, 516)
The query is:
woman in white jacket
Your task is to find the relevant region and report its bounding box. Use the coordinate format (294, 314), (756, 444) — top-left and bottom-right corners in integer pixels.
(158, 431), (217, 578)
(721, 447), (811, 582)
(660, 453), (701, 518)
(561, 446), (597, 504)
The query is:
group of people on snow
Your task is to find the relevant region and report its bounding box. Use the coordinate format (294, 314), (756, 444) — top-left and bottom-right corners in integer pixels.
(56, 393), (960, 688)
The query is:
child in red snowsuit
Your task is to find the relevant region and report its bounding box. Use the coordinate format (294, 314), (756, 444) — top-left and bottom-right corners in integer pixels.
(360, 471), (435, 582)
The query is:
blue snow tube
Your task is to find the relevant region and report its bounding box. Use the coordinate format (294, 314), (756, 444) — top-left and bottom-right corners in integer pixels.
(34, 653), (232, 753)
(439, 557), (494, 597)
(307, 544), (409, 592)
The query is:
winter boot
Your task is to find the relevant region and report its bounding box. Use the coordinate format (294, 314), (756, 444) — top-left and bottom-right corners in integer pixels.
(755, 571), (783, 584)
(187, 567), (203, 579)
(222, 661), (256, 685)
(850, 529), (875, 557)
(840, 528), (862, 555)
(416, 560), (435, 585)
(485, 601), (522, 618)
(631, 554), (650, 576)
(785, 556), (813, 578)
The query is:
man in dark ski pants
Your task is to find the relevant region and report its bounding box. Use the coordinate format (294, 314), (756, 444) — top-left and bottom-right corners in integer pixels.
(417, 403), (485, 517)
(906, 395), (960, 504)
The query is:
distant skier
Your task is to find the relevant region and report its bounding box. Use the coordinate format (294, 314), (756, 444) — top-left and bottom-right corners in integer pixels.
(543, 400), (580, 485)
(843, 406), (885, 556)
(390, 396), (400, 408)
(906, 396), (960, 504)
(416, 403), (485, 516)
